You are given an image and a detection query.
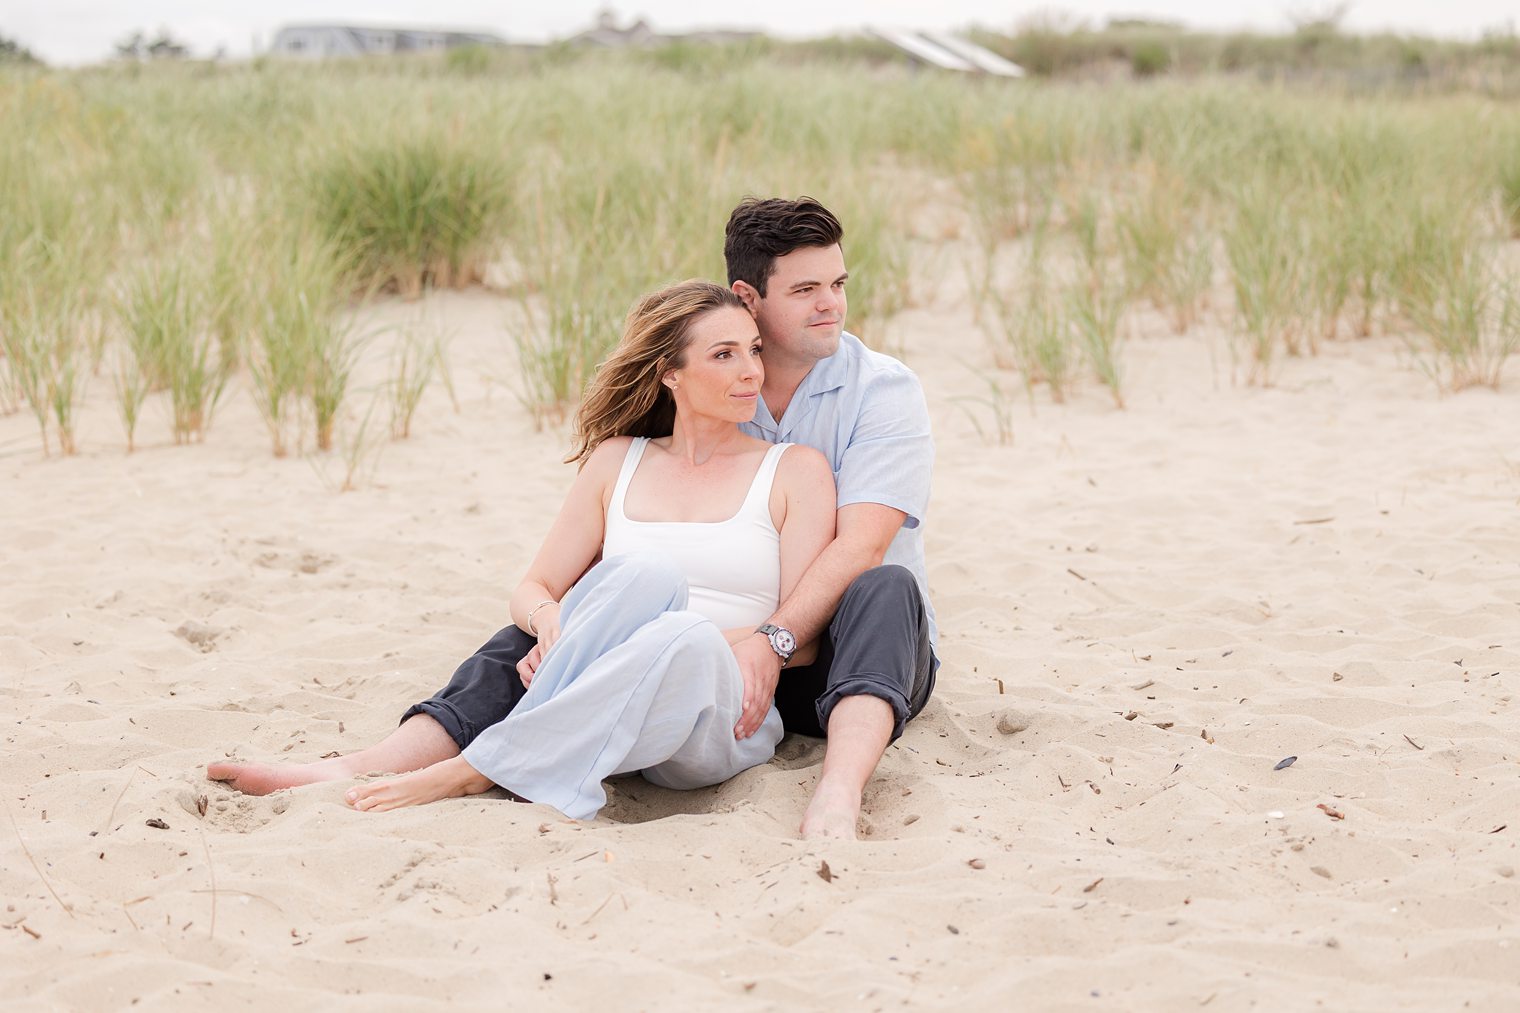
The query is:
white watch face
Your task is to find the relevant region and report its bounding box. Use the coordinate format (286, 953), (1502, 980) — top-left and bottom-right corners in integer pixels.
(772, 629), (796, 655)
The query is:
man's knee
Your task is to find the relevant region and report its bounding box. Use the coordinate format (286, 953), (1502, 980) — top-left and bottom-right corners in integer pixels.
(833, 565), (923, 631)
(842, 565), (919, 603)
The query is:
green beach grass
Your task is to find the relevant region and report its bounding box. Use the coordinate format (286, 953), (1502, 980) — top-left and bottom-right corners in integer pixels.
(0, 45), (1517, 462)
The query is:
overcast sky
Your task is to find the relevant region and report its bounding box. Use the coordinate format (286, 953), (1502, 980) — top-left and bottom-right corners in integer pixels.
(5, 2), (1517, 65)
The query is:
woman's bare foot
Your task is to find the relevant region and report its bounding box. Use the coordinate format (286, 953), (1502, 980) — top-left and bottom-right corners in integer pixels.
(207, 715), (464, 798)
(799, 777), (861, 840)
(345, 755), (495, 812)
(207, 757), (357, 796)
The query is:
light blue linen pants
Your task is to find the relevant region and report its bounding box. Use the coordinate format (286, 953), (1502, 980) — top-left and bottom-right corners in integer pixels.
(459, 553), (783, 820)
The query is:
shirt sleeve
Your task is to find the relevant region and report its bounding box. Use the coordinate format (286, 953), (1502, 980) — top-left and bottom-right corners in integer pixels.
(835, 366), (933, 528)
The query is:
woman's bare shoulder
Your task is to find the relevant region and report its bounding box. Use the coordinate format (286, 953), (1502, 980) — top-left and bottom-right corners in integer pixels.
(578, 436), (635, 484)
(776, 443), (835, 490)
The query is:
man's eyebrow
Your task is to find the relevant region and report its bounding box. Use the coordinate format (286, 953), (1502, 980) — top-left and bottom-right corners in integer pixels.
(787, 272), (848, 292)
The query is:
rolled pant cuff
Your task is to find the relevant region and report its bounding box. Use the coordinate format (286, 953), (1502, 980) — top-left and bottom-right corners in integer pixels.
(815, 677), (911, 742)
(400, 698), (474, 751)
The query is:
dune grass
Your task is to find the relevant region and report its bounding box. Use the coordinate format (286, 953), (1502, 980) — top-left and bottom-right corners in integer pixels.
(249, 231), (356, 455)
(1224, 181), (1305, 383)
(118, 256), (229, 444)
(1503, 147), (1520, 238)
(1, 52), (1517, 463)
(387, 320), (441, 440)
(1404, 245), (1519, 391)
(304, 131), (515, 298)
(1067, 271), (1128, 409)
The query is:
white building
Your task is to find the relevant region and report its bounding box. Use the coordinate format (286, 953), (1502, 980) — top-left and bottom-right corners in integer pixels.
(269, 24), (507, 59)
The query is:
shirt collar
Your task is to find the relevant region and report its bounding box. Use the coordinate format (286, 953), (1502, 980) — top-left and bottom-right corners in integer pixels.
(754, 332), (856, 432)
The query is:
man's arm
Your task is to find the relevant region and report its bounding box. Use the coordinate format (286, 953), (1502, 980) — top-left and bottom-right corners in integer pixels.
(731, 502), (906, 738)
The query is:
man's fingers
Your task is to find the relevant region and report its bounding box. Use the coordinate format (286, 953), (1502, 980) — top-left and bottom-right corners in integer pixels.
(734, 694), (764, 739)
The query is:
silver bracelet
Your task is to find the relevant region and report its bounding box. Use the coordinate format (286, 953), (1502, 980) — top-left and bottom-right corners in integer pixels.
(526, 599), (558, 637)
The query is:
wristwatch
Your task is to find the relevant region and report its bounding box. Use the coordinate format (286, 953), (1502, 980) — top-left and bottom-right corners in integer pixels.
(755, 624), (797, 667)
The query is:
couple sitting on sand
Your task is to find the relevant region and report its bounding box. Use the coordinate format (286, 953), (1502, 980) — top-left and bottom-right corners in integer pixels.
(209, 196), (938, 840)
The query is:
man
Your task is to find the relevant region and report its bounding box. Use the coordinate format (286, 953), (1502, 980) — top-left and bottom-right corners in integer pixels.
(721, 196), (937, 838)
(209, 196), (937, 841)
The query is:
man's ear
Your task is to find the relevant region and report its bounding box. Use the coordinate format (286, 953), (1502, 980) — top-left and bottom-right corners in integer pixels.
(732, 280), (760, 317)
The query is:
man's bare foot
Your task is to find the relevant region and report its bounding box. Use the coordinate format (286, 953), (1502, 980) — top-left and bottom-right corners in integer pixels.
(207, 758), (356, 797)
(800, 777), (861, 840)
(345, 756), (495, 812)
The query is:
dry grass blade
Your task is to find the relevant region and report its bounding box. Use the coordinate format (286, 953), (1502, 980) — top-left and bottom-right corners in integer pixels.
(3, 798), (73, 917)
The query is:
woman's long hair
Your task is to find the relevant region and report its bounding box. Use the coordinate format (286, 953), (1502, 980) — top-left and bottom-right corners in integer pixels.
(567, 280), (747, 466)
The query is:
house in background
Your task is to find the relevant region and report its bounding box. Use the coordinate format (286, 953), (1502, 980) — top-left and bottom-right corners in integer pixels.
(269, 24), (507, 59)
(566, 11), (658, 48)
(566, 10), (760, 49)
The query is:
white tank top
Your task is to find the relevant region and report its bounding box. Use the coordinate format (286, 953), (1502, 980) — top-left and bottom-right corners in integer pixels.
(603, 437), (790, 630)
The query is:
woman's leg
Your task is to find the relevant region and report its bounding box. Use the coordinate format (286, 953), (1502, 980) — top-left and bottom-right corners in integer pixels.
(465, 611), (780, 819)
(346, 553), (689, 812)
(639, 630), (782, 792)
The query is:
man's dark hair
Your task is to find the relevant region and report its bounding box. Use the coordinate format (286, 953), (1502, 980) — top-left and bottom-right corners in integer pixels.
(724, 196), (844, 298)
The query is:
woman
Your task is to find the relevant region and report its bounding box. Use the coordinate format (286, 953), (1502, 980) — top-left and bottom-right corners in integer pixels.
(330, 281), (833, 819)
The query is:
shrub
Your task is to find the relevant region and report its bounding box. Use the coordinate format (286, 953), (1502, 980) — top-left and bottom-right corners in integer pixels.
(1131, 40), (1172, 77)
(305, 134), (514, 298)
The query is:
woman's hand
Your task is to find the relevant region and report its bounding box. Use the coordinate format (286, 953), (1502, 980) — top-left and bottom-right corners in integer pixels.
(519, 603), (563, 688)
(517, 643), (544, 688)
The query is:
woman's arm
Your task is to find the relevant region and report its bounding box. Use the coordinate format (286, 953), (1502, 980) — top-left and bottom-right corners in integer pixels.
(507, 437), (629, 651)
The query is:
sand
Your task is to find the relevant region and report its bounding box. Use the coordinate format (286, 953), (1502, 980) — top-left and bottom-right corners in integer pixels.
(3, 276), (1519, 1011)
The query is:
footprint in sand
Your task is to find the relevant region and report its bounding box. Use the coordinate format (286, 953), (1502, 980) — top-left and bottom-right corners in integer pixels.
(767, 736), (826, 771)
(177, 786), (290, 833)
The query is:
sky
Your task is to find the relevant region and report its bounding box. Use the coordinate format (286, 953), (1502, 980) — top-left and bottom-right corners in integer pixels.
(4, 1), (1517, 66)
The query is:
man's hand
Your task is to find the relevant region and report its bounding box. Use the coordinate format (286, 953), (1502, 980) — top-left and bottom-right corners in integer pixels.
(517, 643), (545, 688)
(732, 634), (782, 739)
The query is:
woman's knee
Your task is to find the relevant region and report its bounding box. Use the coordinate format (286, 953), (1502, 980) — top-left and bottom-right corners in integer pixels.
(592, 552), (690, 607)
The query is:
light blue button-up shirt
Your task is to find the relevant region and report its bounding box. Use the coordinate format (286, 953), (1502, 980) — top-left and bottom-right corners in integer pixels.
(740, 332), (937, 646)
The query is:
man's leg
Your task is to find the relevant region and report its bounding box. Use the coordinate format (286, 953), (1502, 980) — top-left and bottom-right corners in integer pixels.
(797, 565), (935, 840)
(799, 696), (894, 839)
(208, 624), (535, 796)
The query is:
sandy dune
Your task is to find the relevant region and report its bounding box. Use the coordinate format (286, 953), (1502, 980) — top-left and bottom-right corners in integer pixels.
(3, 275), (1518, 1010)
